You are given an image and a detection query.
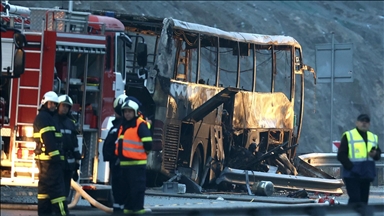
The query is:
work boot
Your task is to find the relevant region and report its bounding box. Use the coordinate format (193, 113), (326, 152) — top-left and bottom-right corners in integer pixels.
(112, 208), (123, 215)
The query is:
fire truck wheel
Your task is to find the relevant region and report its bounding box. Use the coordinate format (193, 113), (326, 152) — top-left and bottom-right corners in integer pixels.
(191, 147), (203, 184)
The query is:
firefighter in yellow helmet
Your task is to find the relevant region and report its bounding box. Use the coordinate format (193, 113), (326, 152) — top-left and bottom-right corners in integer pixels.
(33, 91), (69, 216)
(54, 94), (81, 202)
(115, 99), (152, 215)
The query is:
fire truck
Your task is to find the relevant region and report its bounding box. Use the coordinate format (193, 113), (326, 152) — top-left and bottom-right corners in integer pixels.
(0, 1), (144, 187)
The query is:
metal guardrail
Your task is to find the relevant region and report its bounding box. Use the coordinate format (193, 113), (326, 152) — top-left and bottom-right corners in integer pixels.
(299, 153), (384, 167)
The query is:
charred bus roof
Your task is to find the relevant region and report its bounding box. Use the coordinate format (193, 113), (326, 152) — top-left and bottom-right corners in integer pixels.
(118, 14), (302, 49)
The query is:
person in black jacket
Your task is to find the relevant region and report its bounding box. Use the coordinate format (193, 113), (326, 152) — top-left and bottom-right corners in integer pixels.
(33, 91), (69, 216)
(102, 93), (127, 214)
(337, 114), (381, 204)
(54, 94), (81, 201)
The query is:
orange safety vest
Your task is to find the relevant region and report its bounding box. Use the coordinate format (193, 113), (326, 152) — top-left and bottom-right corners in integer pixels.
(115, 118), (147, 160)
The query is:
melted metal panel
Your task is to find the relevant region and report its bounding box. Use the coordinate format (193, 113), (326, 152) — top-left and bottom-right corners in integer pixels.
(233, 92), (294, 129)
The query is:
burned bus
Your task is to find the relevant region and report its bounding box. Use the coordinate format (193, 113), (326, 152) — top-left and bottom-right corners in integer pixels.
(112, 16), (316, 188)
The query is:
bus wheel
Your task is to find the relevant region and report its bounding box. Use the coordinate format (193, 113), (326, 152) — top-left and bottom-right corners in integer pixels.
(191, 148), (203, 184)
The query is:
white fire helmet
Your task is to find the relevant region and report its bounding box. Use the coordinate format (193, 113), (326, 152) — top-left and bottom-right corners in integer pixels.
(113, 94), (128, 115)
(121, 99), (139, 117)
(58, 95), (73, 107)
(41, 91), (59, 105)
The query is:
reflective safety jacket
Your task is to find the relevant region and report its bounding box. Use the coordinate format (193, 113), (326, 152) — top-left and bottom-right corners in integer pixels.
(115, 118), (152, 166)
(33, 107), (64, 161)
(53, 113), (81, 167)
(342, 128), (378, 180)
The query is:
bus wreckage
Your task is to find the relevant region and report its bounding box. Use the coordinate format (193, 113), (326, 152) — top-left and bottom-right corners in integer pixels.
(0, 0), (344, 198)
(113, 15), (344, 194)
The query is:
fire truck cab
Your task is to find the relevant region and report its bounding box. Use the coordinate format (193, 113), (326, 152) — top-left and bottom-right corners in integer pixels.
(0, 2), (145, 186)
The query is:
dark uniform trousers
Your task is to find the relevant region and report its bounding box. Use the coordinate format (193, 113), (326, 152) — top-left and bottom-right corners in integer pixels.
(110, 158), (125, 211)
(344, 178), (371, 204)
(121, 164), (146, 215)
(37, 160), (69, 216)
(63, 168), (74, 199)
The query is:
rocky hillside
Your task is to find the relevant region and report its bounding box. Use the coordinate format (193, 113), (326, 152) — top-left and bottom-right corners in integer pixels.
(13, 1), (384, 153)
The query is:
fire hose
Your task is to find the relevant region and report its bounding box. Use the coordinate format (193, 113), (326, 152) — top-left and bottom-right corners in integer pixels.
(0, 180), (113, 213)
(68, 179), (113, 213)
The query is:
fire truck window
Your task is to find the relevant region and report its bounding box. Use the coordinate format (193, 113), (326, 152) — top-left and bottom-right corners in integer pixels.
(125, 33), (157, 77)
(0, 78), (11, 124)
(116, 36), (125, 78)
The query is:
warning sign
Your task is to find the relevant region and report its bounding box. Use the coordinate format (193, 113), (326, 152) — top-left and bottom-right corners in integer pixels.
(332, 141), (341, 152)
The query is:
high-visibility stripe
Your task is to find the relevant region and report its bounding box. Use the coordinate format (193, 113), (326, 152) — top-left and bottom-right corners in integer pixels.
(124, 209), (133, 214)
(58, 201), (66, 215)
(141, 137), (152, 142)
(51, 196), (66, 204)
(134, 209), (146, 214)
(55, 132), (62, 137)
(60, 129), (72, 134)
(67, 158), (75, 163)
(123, 147), (145, 153)
(120, 160), (147, 166)
(122, 139), (142, 146)
(49, 150), (60, 157)
(346, 129), (377, 162)
(74, 147), (79, 152)
(37, 194), (49, 199)
(34, 126), (58, 143)
(35, 154), (51, 160)
(35, 154), (64, 160)
(122, 147), (145, 153)
(40, 126), (56, 134)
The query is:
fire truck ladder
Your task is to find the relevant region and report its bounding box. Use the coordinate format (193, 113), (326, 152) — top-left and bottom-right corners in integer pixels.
(10, 32), (44, 183)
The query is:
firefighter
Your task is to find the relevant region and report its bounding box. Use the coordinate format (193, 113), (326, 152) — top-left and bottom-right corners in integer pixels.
(124, 96), (152, 127)
(116, 99), (152, 215)
(33, 91), (69, 216)
(337, 114), (382, 204)
(54, 94), (81, 201)
(102, 93), (127, 213)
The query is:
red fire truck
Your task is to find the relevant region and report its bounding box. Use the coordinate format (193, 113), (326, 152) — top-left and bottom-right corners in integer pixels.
(0, 2), (144, 187)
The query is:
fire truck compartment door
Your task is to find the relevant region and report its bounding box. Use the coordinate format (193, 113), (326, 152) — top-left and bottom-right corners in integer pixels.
(1, 38), (14, 72)
(182, 87), (239, 123)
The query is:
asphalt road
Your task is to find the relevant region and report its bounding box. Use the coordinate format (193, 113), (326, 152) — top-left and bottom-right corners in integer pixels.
(1, 191), (383, 216)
